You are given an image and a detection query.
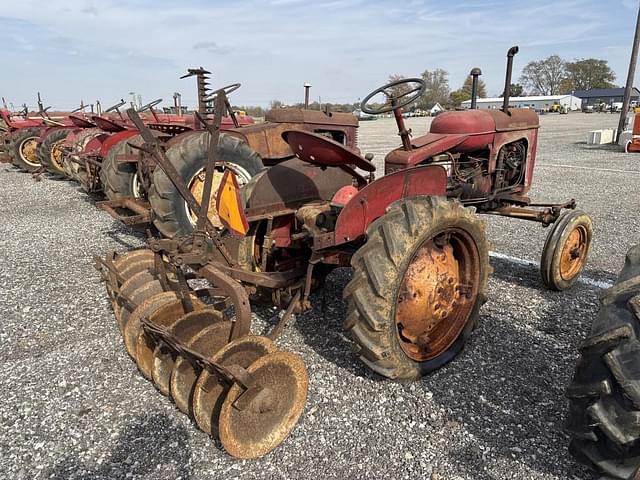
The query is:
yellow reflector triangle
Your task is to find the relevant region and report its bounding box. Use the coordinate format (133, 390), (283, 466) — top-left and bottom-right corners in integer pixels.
(216, 169), (249, 236)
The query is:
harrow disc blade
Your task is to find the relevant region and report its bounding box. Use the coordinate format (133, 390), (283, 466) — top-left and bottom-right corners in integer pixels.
(219, 351), (308, 459)
(192, 336), (276, 437)
(118, 278), (163, 341)
(170, 322), (234, 415)
(105, 249), (154, 297)
(135, 296), (205, 381)
(123, 291), (182, 360)
(114, 269), (158, 332)
(152, 309), (225, 396)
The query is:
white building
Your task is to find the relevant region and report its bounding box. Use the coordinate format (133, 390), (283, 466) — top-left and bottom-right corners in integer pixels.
(461, 94), (582, 111)
(429, 102), (445, 116)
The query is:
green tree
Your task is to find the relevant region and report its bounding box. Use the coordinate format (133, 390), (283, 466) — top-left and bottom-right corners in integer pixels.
(519, 55), (566, 95)
(461, 75), (487, 98)
(502, 83), (524, 97)
(448, 74), (488, 107)
(386, 74), (411, 99)
(562, 58), (616, 92)
(449, 90), (469, 107)
(417, 69), (450, 109)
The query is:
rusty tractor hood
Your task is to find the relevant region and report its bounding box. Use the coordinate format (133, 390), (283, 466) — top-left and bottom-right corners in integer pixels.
(226, 108), (359, 162)
(265, 108), (358, 127)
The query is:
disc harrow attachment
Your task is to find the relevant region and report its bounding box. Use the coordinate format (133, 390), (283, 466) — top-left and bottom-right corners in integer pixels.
(95, 249), (308, 459)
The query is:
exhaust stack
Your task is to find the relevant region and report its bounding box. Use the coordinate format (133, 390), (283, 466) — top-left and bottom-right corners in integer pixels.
(502, 46), (519, 113)
(304, 82), (312, 109)
(469, 67), (482, 109)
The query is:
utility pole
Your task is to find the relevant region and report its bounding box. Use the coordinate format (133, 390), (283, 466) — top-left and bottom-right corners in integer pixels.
(616, 2), (640, 144)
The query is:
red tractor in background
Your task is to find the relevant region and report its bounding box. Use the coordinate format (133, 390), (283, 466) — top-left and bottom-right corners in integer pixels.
(0, 94), (78, 171)
(96, 46), (594, 459)
(57, 69), (255, 198)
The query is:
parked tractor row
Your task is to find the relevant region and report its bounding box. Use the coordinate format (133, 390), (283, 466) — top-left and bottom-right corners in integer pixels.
(4, 48), (636, 478)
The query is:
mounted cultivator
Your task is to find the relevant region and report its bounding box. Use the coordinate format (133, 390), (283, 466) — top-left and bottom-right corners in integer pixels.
(94, 47), (594, 459)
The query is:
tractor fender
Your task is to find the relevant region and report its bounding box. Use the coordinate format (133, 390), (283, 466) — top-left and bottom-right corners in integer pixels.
(333, 165), (447, 246)
(99, 130), (139, 158)
(38, 125), (70, 141)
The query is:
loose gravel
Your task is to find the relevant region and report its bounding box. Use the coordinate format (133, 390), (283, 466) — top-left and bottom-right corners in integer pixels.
(1, 112), (638, 480)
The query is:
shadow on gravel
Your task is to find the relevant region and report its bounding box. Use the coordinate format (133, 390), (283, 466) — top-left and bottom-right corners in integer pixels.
(424, 308), (594, 479)
(102, 226), (147, 250)
(48, 413), (193, 480)
(576, 143), (623, 153)
(490, 256), (615, 291)
(291, 268), (387, 381)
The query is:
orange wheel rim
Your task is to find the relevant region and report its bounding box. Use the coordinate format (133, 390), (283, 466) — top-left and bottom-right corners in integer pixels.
(395, 229), (480, 362)
(559, 225), (588, 281)
(21, 138), (39, 164)
(50, 139), (66, 170)
(187, 168), (225, 229)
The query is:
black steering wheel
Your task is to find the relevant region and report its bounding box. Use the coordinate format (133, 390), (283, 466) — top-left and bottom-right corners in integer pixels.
(138, 98), (163, 112)
(105, 99), (126, 113)
(205, 83), (241, 101)
(360, 78), (425, 115)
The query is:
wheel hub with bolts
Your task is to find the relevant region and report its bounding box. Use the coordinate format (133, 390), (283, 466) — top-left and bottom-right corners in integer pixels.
(559, 225), (589, 281)
(395, 228), (480, 362)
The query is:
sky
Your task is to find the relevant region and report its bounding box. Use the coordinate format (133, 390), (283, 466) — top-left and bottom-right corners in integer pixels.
(0, 0), (638, 110)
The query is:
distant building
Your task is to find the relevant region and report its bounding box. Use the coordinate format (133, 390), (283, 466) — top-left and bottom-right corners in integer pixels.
(572, 87), (640, 107)
(461, 94), (581, 111)
(429, 102), (445, 116)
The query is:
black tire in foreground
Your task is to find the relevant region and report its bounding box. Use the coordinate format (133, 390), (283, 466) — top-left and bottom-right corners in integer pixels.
(37, 128), (71, 175)
(148, 131), (264, 238)
(566, 244), (640, 479)
(9, 127), (42, 172)
(344, 197), (490, 380)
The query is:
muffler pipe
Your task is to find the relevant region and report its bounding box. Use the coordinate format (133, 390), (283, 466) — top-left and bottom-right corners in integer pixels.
(502, 46), (519, 113)
(304, 82), (312, 109)
(470, 67), (482, 109)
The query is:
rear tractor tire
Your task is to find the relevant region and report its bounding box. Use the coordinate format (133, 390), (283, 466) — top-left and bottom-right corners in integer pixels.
(37, 128), (71, 175)
(566, 244), (640, 479)
(9, 127), (42, 172)
(344, 197), (490, 380)
(541, 210), (593, 291)
(148, 131), (264, 238)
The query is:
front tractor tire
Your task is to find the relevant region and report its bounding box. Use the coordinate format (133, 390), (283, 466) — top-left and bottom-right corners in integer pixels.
(566, 244), (640, 479)
(148, 131), (264, 238)
(541, 210), (593, 291)
(344, 197), (490, 380)
(9, 127), (42, 172)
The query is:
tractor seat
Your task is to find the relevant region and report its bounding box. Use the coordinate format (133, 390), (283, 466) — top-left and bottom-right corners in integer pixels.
(282, 130), (375, 172)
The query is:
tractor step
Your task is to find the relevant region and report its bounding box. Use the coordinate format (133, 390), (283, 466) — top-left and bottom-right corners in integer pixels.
(96, 197), (152, 225)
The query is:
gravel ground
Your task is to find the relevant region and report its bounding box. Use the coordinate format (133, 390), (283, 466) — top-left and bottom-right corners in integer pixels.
(1, 112), (639, 480)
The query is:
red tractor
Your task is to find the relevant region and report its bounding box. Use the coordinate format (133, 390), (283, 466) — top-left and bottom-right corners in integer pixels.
(96, 46), (593, 458)
(0, 94), (76, 171)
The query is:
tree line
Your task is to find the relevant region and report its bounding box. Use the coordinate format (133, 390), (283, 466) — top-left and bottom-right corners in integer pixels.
(520, 57), (616, 95)
(233, 56), (617, 115)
